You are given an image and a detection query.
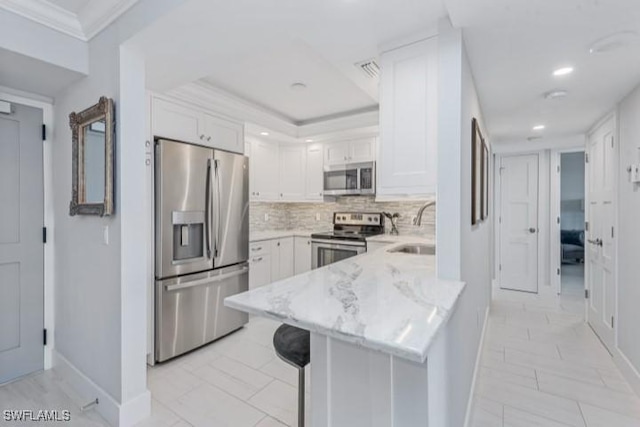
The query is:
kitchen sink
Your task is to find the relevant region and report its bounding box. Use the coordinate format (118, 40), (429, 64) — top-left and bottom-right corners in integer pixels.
(387, 244), (436, 255)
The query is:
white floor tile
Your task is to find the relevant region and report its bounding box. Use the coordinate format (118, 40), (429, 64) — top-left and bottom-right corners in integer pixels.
(255, 415), (289, 427)
(579, 402), (640, 427)
(503, 405), (573, 427)
(248, 379), (298, 426)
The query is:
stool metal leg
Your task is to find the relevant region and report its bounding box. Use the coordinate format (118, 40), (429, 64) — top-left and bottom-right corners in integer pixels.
(298, 367), (305, 427)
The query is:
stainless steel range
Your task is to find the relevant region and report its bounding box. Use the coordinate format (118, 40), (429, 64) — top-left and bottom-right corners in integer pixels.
(310, 212), (384, 269)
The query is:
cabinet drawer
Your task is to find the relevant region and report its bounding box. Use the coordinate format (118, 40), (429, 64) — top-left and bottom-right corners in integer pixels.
(249, 241), (269, 256)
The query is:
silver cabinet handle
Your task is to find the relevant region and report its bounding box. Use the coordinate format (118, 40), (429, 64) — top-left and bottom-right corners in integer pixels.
(165, 266), (249, 292)
(200, 134), (205, 140)
(253, 257), (263, 262)
(207, 136), (212, 142)
(251, 246), (263, 252)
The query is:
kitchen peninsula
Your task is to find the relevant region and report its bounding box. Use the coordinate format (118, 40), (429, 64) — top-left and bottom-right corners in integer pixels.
(225, 240), (465, 427)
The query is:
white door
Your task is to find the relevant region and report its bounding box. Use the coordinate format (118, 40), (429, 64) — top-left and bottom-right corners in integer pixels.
(586, 118), (617, 350)
(499, 154), (539, 293)
(0, 102), (44, 384)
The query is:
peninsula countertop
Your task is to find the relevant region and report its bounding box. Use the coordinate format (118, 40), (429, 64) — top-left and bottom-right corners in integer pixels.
(225, 241), (465, 363)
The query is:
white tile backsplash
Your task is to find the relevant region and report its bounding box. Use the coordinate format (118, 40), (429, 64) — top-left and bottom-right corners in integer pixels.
(250, 196), (435, 238)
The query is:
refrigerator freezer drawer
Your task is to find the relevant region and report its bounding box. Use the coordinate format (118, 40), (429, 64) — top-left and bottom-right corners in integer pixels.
(155, 263), (249, 362)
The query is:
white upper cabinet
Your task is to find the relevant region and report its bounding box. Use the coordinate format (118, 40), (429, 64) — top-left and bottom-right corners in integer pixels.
(151, 96), (244, 154)
(306, 143), (324, 200)
(152, 97), (200, 144)
(250, 140), (279, 201)
(324, 137), (375, 165)
(349, 137), (376, 163)
(378, 37), (438, 197)
(201, 113), (244, 153)
(279, 145), (307, 201)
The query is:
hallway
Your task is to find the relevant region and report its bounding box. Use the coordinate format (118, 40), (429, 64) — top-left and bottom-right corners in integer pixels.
(470, 288), (640, 426)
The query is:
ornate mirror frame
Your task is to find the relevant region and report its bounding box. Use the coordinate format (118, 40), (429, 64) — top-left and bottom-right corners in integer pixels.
(69, 96), (115, 216)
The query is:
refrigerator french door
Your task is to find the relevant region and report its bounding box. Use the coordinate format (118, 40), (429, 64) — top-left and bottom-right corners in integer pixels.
(155, 139), (249, 362)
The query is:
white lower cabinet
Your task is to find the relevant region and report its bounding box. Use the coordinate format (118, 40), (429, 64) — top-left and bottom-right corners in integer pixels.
(271, 237), (294, 281)
(294, 236), (312, 274)
(249, 241), (272, 290)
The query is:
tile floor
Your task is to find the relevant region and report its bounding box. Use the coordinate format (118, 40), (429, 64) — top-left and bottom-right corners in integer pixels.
(2, 287), (638, 427)
(469, 286), (640, 427)
(561, 263), (584, 297)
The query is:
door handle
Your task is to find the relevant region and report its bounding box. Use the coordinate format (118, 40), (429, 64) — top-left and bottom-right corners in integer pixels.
(588, 238), (603, 247)
(214, 159), (221, 258)
(205, 159), (212, 259)
(165, 266), (249, 292)
(528, 227), (537, 234)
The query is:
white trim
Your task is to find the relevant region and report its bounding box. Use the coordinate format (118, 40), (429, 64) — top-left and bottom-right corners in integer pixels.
(0, 89), (55, 370)
(78, 0), (139, 40)
(0, 0), (83, 39)
(0, 0), (140, 41)
(463, 306), (490, 427)
(53, 351), (150, 426)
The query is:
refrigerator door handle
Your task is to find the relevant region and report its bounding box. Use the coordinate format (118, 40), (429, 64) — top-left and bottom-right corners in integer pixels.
(214, 158), (221, 259)
(205, 159), (212, 259)
(164, 265), (249, 292)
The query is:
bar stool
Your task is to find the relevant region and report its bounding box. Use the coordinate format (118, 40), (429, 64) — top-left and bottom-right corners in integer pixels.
(273, 324), (310, 427)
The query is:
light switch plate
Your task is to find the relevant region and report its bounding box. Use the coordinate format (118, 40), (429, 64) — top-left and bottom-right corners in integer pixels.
(264, 213), (269, 221)
(315, 213), (321, 221)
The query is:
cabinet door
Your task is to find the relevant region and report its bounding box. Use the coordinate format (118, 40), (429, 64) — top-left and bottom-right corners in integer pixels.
(249, 253), (271, 290)
(294, 237), (312, 274)
(202, 114), (244, 154)
(278, 237), (295, 280)
(306, 144), (324, 200)
(279, 145), (307, 201)
(349, 137), (375, 163)
(378, 37), (438, 196)
(324, 142), (350, 165)
(250, 141), (279, 201)
(152, 97), (200, 144)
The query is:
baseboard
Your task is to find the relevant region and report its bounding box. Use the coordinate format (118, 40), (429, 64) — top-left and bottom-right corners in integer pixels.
(463, 306), (490, 427)
(53, 351), (151, 426)
(613, 347), (640, 398)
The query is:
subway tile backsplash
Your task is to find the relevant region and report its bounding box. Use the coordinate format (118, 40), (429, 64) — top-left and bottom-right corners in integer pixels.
(250, 196), (435, 238)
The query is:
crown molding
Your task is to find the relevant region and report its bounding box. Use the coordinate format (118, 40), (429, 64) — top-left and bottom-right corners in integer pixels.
(78, 0), (139, 40)
(0, 0), (84, 39)
(0, 0), (140, 41)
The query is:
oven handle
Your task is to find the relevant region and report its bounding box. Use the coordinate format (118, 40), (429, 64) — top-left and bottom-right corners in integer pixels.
(311, 239), (367, 249)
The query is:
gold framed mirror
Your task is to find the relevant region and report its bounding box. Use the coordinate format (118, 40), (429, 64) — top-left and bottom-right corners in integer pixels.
(69, 96), (115, 216)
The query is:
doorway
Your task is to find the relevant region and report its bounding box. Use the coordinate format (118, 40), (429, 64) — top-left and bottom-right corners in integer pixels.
(559, 152), (585, 296)
(0, 101), (45, 384)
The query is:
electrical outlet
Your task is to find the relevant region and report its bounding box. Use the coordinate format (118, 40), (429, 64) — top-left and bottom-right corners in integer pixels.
(264, 213), (269, 221)
(315, 213), (321, 221)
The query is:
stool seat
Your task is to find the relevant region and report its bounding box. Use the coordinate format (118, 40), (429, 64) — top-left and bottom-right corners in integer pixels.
(273, 324), (310, 368)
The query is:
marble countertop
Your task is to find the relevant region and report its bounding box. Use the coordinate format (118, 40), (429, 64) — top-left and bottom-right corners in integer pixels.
(250, 229), (324, 242)
(225, 242), (465, 363)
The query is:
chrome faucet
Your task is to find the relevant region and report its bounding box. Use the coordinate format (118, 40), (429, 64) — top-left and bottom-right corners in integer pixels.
(413, 201), (436, 226)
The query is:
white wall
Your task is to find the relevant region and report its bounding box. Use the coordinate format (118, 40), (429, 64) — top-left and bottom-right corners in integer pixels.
(434, 21), (491, 427)
(50, 1), (185, 425)
(616, 83), (640, 379)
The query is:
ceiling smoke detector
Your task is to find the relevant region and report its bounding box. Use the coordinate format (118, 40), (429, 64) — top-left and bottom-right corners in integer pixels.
(355, 59), (380, 79)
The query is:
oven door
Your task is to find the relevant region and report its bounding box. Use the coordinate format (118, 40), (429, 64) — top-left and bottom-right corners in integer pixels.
(311, 239), (366, 269)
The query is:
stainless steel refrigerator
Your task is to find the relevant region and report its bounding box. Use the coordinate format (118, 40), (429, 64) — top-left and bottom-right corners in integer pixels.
(155, 139), (249, 362)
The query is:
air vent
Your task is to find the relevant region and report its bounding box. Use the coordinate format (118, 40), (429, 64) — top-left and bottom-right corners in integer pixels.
(355, 59), (380, 79)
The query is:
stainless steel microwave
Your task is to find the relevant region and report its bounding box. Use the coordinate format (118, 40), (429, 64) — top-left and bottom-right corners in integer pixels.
(323, 162), (375, 196)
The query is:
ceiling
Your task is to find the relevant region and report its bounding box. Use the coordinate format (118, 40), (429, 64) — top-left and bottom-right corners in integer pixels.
(445, 0), (640, 142)
(48, 0), (90, 14)
(129, 0), (447, 124)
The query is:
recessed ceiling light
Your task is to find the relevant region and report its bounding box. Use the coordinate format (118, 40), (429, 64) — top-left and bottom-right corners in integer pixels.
(290, 82), (307, 91)
(305, 139), (313, 142)
(260, 132), (269, 136)
(589, 31), (639, 54)
(553, 67), (574, 77)
(532, 125), (546, 131)
(544, 89), (569, 100)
